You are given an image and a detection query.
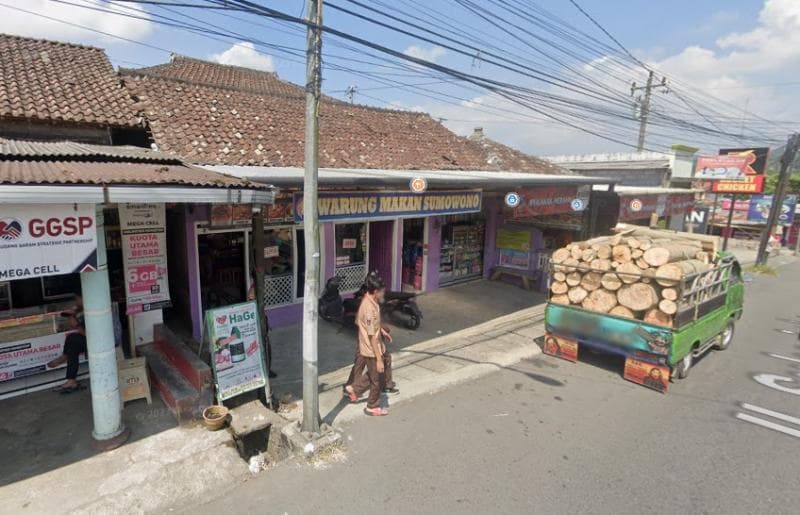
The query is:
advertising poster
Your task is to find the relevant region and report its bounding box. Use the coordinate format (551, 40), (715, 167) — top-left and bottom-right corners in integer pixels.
(496, 228), (531, 252)
(0, 203), (97, 281)
(205, 301), (267, 401)
(498, 249), (529, 270)
(511, 185), (590, 219)
(209, 204), (233, 227)
(710, 175), (765, 194)
(0, 331), (86, 383)
(119, 203), (171, 315)
(543, 333), (579, 362)
(748, 195), (797, 226)
(694, 154), (752, 180)
(624, 358), (670, 393)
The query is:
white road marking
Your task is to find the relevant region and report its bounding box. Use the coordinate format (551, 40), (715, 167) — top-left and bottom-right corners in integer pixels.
(735, 413), (800, 439)
(753, 374), (800, 395)
(741, 403), (800, 427)
(767, 353), (800, 365)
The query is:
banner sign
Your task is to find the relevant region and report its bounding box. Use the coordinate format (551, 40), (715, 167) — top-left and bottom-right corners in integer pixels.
(205, 301), (267, 402)
(623, 357), (669, 393)
(618, 193), (695, 221)
(0, 204), (97, 281)
(496, 228), (532, 251)
(0, 331), (86, 383)
(294, 190), (482, 222)
(709, 175), (765, 194)
(543, 333), (579, 362)
(510, 185), (590, 219)
(694, 154), (752, 180)
(498, 249), (529, 270)
(747, 195), (797, 226)
(119, 203), (171, 315)
(719, 147), (770, 175)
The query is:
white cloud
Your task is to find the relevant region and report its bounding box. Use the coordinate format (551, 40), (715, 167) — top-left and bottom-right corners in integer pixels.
(209, 42), (274, 72)
(403, 45), (447, 63)
(0, 1), (153, 43)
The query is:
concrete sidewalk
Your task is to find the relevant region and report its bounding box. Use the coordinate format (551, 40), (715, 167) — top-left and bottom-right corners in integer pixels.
(282, 304), (546, 427)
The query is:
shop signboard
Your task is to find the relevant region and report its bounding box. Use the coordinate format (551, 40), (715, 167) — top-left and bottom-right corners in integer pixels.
(694, 154), (752, 180)
(0, 203), (97, 281)
(265, 199), (295, 225)
(618, 193), (695, 221)
(205, 301), (267, 402)
(664, 193), (695, 216)
(119, 203), (171, 315)
(510, 185), (590, 219)
(496, 228), (531, 252)
(710, 175), (765, 194)
(747, 195), (797, 226)
(719, 147), (770, 175)
(0, 331), (85, 383)
(498, 249), (530, 270)
(293, 190), (482, 222)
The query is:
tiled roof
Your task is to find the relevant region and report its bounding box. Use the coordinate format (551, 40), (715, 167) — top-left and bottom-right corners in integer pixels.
(0, 33), (139, 127)
(0, 138), (263, 189)
(125, 55), (306, 98)
(467, 128), (573, 175)
(122, 57), (570, 173)
(0, 138), (179, 162)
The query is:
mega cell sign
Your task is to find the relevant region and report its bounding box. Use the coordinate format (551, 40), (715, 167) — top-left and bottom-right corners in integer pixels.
(293, 190), (482, 222)
(119, 203), (171, 315)
(0, 204), (97, 281)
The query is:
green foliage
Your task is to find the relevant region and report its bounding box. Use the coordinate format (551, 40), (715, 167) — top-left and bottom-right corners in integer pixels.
(744, 264), (778, 276)
(764, 172), (800, 195)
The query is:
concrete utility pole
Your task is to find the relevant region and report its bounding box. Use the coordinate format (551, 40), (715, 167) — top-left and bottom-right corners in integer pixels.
(345, 85), (357, 104)
(301, 0), (323, 434)
(251, 206), (272, 409)
(755, 133), (800, 266)
(631, 70), (667, 152)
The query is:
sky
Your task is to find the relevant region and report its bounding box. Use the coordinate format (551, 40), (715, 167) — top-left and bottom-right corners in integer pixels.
(1, 0), (798, 157)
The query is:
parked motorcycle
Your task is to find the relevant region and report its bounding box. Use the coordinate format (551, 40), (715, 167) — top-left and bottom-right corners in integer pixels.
(382, 291), (423, 330)
(319, 276), (423, 330)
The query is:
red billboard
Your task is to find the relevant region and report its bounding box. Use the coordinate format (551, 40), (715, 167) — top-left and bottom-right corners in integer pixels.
(510, 185), (590, 218)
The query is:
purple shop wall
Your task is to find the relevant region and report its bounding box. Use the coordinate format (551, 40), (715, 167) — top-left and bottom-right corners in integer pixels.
(425, 217), (442, 291)
(368, 220), (394, 287)
(394, 220), (403, 291)
(187, 204), (209, 341)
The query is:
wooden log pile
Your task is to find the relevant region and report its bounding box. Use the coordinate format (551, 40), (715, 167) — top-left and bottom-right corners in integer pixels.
(550, 228), (721, 328)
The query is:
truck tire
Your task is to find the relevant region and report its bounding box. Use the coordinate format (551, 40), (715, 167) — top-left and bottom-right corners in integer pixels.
(675, 351), (693, 379)
(715, 320), (735, 351)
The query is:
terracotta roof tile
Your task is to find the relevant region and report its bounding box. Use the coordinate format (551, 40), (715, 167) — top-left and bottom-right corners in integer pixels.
(467, 128), (573, 175)
(0, 33), (139, 127)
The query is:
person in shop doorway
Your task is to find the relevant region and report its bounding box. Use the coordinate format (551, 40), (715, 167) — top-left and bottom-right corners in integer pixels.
(344, 273), (393, 416)
(48, 312), (87, 394)
(247, 273), (277, 378)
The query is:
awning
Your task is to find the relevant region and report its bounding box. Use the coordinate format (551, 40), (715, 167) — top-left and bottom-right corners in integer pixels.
(203, 165), (614, 191)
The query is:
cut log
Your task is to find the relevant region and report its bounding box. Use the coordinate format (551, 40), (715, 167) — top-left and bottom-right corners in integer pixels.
(643, 243), (702, 267)
(644, 309), (672, 328)
(654, 259), (711, 287)
(582, 288), (618, 313)
(611, 261), (620, 269)
(638, 239), (653, 251)
(695, 251), (710, 264)
(595, 243), (612, 260)
(589, 258), (612, 272)
(570, 246), (583, 260)
(580, 272), (602, 292)
(659, 299), (677, 315)
(661, 287), (678, 301)
(609, 305), (636, 319)
(563, 257), (580, 273)
(600, 272), (623, 291)
(619, 226), (719, 254)
(628, 237), (641, 250)
(610, 228), (636, 246)
(612, 245), (632, 263)
(617, 262), (642, 284)
(635, 258), (650, 270)
(581, 248), (597, 262)
(631, 248), (644, 259)
(568, 286), (588, 304)
(551, 294), (570, 305)
(551, 281), (568, 295)
(551, 248), (571, 264)
(617, 283), (659, 312)
(552, 271), (566, 283)
(565, 272), (582, 287)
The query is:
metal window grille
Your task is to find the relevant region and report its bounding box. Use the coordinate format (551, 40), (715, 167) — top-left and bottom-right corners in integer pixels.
(536, 251), (552, 269)
(336, 263), (368, 293)
(263, 273), (294, 306)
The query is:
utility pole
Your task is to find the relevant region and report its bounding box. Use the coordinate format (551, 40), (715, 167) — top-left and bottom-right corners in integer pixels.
(345, 85), (357, 104)
(631, 70), (667, 152)
(756, 133), (800, 265)
(301, 0), (323, 434)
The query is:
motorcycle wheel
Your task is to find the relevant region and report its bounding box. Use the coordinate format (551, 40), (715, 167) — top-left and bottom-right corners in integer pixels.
(405, 313), (421, 330)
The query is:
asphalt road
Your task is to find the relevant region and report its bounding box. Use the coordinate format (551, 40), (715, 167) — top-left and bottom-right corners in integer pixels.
(191, 261), (800, 515)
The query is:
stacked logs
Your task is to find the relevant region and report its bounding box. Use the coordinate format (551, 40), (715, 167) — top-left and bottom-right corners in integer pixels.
(549, 228), (720, 328)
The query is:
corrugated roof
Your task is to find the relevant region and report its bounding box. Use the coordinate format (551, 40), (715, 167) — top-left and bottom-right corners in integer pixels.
(0, 160), (260, 189)
(0, 34), (140, 127)
(0, 138), (180, 163)
(560, 159), (671, 171)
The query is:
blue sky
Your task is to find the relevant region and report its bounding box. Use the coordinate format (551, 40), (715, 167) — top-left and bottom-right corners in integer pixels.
(2, 1), (797, 155)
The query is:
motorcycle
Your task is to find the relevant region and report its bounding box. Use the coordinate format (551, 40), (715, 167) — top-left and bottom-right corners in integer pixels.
(319, 276), (423, 331)
(382, 291), (423, 330)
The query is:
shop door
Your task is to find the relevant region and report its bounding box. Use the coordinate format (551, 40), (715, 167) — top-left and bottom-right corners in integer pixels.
(198, 232), (246, 310)
(368, 220), (394, 287)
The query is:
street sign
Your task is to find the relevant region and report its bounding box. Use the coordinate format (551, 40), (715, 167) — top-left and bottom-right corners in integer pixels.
(629, 198), (643, 212)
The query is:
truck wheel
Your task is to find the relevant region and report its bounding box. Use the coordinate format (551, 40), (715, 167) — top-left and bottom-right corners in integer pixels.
(675, 351), (693, 379)
(716, 320), (735, 350)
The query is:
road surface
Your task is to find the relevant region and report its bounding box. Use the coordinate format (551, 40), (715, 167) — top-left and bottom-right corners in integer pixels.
(189, 261), (800, 515)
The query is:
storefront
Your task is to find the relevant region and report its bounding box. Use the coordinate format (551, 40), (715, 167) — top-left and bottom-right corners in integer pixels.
(438, 213), (486, 286)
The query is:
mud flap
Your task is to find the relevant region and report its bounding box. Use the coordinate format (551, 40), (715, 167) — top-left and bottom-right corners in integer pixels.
(623, 357), (670, 393)
(543, 333), (579, 362)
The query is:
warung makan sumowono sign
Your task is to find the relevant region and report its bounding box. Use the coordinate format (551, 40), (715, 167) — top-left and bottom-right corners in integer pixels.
(0, 204), (97, 281)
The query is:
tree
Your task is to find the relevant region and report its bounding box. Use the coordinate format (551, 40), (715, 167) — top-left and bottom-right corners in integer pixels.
(765, 172), (800, 195)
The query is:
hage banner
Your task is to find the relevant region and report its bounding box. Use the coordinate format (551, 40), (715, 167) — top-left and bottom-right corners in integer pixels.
(0, 204), (97, 281)
(119, 203), (171, 315)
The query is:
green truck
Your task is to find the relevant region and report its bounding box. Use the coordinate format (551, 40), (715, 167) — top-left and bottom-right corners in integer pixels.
(544, 252), (744, 389)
